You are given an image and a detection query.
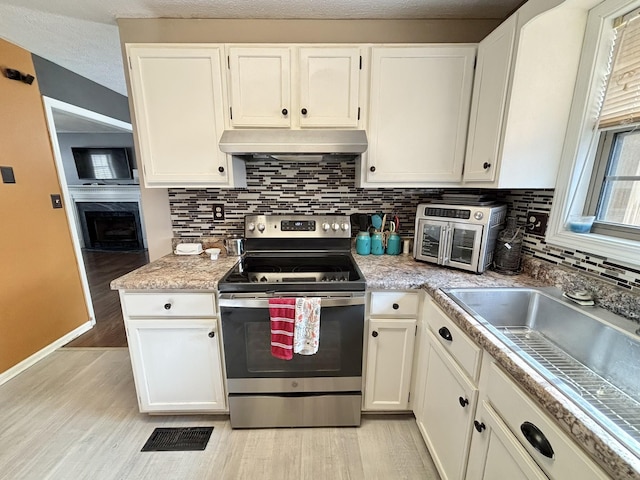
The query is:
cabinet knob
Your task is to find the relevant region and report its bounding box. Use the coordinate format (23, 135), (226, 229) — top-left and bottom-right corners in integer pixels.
(438, 326), (452, 342)
(392, 303), (399, 310)
(163, 303), (172, 310)
(301, 108), (308, 115)
(474, 420), (486, 432)
(370, 166), (376, 172)
(521, 422), (554, 459)
(218, 166), (225, 173)
(458, 396), (469, 408)
(208, 331), (215, 338)
(372, 331), (379, 338)
(483, 162), (491, 170)
(282, 108), (288, 116)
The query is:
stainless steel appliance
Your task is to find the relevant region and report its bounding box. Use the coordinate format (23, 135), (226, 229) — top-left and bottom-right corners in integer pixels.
(218, 214), (366, 428)
(413, 202), (507, 273)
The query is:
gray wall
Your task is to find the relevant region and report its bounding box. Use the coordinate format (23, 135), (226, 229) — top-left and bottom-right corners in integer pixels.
(32, 55), (131, 123)
(57, 132), (137, 185)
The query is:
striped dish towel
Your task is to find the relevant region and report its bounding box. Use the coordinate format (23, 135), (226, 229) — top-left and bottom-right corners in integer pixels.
(269, 298), (296, 360)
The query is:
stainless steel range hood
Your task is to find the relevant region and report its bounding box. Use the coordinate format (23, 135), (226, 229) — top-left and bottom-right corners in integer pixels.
(219, 129), (367, 160)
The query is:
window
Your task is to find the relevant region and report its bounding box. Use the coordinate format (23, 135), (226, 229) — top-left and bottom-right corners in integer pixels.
(587, 127), (640, 239)
(585, 11), (640, 241)
(547, 0), (640, 266)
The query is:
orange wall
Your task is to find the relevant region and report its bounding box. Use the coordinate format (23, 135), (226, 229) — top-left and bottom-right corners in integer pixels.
(0, 39), (89, 373)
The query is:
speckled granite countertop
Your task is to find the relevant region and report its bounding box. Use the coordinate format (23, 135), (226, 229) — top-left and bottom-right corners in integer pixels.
(110, 252), (239, 290)
(110, 251), (639, 478)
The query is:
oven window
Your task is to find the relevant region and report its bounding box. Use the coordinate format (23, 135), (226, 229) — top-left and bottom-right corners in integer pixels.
(421, 224), (442, 258)
(245, 322), (341, 374)
(450, 228), (476, 265)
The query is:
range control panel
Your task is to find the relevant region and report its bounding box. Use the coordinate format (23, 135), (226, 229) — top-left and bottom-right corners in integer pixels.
(245, 215), (351, 239)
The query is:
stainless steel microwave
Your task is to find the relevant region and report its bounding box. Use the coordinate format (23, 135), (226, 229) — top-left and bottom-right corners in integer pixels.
(413, 203), (507, 273)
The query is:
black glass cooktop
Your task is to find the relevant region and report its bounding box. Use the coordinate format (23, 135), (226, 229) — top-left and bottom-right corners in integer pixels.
(218, 252), (365, 293)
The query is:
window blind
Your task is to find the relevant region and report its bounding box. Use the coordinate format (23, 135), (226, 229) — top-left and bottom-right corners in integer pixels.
(599, 14), (640, 128)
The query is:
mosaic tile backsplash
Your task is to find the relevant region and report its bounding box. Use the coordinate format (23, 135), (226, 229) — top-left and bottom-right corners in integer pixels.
(169, 160), (640, 294)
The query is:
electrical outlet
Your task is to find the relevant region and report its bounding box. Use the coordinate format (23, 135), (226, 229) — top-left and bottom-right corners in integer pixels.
(526, 211), (548, 236)
(213, 203), (225, 221)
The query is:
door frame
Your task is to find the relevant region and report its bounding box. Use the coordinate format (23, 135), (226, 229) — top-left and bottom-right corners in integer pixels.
(41, 96), (133, 325)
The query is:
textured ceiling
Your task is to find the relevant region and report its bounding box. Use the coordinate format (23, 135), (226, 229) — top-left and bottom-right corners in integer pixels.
(0, 0), (522, 96)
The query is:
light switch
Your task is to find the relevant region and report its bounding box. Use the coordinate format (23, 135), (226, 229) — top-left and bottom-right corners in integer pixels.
(1, 166), (15, 184)
(51, 194), (63, 209)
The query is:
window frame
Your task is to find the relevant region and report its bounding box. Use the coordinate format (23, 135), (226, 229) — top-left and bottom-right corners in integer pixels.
(547, 0), (640, 267)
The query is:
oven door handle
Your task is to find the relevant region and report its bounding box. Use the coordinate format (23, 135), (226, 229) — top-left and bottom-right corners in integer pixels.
(219, 294), (365, 308)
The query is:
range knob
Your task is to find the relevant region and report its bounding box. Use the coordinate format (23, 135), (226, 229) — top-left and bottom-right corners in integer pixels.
(257, 223), (266, 232)
(247, 222), (256, 232)
(332, 222), (340, 231)
(260, 276), (268, 282)
(322, 222), (331, 231)
(341, 222), (350, 231)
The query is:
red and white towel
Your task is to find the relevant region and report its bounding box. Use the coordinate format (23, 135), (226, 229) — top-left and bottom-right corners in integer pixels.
(294, 298), (321, 355)
(269, 298), (296, 360)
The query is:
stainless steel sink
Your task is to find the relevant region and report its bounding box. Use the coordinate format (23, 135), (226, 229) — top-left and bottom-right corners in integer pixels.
(443, 286), (640, 458)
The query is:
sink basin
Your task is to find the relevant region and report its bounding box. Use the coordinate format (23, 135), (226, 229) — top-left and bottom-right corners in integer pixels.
(443, 286), (640, 458)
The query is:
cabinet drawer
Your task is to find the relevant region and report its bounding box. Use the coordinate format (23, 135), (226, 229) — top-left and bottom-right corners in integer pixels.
(425, 299), (481, 382)
(370, 291), (419, 317)
(484, 360), (609, 479)
(122, 292), (216, 318)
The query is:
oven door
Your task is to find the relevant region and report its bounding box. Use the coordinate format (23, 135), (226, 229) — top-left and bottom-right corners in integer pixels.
(444, 222), (483, 272)
(415, 219), (449, 264)
(219, 293), (364, 394)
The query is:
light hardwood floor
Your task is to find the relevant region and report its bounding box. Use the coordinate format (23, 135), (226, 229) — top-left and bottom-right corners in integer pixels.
(0, 349), (440, 480)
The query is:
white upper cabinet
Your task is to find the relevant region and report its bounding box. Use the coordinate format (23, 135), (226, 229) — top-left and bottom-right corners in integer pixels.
(298, 47), (361, 127)
(358, 45), (476, 187)
(228, 47), (292, 127)
(463, 1), (589, 188)
(127, 44), (245, 188)
(227, 45), (363, 129)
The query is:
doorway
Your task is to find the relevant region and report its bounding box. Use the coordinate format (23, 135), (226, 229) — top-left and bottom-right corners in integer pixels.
(42, 97), (149, 347)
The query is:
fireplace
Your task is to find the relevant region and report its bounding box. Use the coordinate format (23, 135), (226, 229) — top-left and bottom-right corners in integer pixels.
(77, 202), (144, 251)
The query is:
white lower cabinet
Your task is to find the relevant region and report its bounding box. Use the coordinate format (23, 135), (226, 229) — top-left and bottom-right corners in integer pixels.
(416, 329), (478, 480)
(120, 291), (226, 413)
(414, 296), (609, 480)
(364, 317), (416, 410)
(466, 401), (547, 480)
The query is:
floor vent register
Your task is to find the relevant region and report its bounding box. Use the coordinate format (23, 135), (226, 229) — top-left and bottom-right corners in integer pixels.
(141, 427), (214, 452)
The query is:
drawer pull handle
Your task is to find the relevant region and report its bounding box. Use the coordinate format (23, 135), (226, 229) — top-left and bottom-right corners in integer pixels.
(474, 420), (486, 432)
(208, 331), (215, 338)
(458, 396), (469, 408)
(438, 327), (452, 342)
(163, 303), (172, 310)
(521, 421), (554, 459)
(372, 331), (379, 338)
(392, 303), (399, 310)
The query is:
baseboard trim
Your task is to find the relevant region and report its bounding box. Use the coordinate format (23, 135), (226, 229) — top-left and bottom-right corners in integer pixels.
(0, 321), (93, 386)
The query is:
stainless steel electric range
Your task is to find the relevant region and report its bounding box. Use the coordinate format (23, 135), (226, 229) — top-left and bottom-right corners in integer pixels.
(218, 214), (366, 428)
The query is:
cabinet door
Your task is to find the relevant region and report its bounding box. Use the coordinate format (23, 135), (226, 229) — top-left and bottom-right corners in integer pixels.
(466, 401), (548, 480)
(126, 319), (226, 412)
(364, 46), (475, 186)
(463, 16), (516, 183)
(421, 331), (478, 480)
(364, 318), (416, 410)
(298, 47), (361, 127)
(127, 45), (231, 186)
(228, 47), (291, 127)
